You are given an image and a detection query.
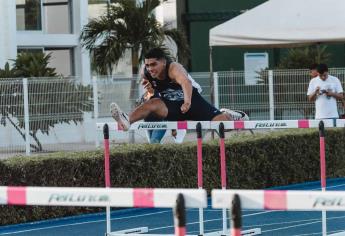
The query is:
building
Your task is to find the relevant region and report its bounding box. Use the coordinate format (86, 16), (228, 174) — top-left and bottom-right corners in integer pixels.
(0, 0), (178, 81)
(177, 0), (345, 72)
(0, 0), (91, 83)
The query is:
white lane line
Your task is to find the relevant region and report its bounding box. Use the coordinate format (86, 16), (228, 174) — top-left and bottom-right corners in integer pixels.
(261, 215), (345, 233)
(149, 210), (274, 232)
(0, 210), (171, 235)
(293, 229), (345, 236)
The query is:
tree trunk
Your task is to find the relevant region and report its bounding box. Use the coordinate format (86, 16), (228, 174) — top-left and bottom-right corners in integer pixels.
(128, 48), (140, 143)
(6, 115), (43, 152)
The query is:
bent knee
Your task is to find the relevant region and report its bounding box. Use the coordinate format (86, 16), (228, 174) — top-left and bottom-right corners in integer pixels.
(146, 98), (168, 118)
(212, 113), (231, 121)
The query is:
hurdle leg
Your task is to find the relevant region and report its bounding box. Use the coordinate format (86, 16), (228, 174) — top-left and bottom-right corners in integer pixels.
(103, 124), (111, 235)
(219, 123), (227, 236)
(196, 123), (204, 235)
(230, 194), (242, 236)
(174, 193), (186, 236)
(319, 121), (327, 236)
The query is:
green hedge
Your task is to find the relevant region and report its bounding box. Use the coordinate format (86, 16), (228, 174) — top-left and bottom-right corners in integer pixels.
(1, 128), (345, 225)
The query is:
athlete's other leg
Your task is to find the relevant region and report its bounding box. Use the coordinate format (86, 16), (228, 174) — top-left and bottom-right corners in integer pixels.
(130, 98), (168, 122)
(211, 112), (231, 121)
(110, 98), (168, 131)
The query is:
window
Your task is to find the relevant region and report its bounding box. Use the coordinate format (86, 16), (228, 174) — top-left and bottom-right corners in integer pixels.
(16, 0), (42, 31)
(45, 48), (74, 76)
(17, 48), (44, 54)
(16, 0), (72, 33)
(43, 0), (72, 34)
(17, 48), (74, 76)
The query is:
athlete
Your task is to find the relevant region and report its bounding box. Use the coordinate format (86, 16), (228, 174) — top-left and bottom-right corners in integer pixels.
(111, 48), (248, 131)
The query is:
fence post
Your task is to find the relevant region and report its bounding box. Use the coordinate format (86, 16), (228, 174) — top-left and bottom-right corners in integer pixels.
(268, 70), (274, 120)
(23, 78), (30, 156)
(92, 76), (100, 147)
(213, 72), (219, 109)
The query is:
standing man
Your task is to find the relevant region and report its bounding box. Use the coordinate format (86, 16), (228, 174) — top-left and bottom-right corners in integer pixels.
(111, 47), (248, 131)
(307, 63), (344, 119)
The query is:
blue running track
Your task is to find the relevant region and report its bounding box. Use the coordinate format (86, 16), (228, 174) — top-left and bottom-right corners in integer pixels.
(1, 178), (345, 236)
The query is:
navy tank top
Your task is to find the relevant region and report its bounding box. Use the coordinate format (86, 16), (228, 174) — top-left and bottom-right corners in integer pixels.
(144, 61), (186, 101)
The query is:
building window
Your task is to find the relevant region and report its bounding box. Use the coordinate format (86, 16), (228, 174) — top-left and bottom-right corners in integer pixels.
(45, 48), (74, 76)
(16, 0), (42, 31)
(17, 48), (74, 76)
(17, 48), (44, 54)
(43, 0), (72, 34)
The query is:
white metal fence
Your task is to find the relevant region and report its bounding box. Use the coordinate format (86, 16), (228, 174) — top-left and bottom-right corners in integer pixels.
(1, 68), (344, 157)
(0, 77), (95, 157)
(216, 68), (345, 120)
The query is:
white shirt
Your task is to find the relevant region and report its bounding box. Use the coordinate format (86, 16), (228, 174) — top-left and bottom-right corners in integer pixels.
(307, 75), (343, 119)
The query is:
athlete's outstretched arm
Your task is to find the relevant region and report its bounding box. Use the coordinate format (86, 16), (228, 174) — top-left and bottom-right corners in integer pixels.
(169, 63), (193, 114)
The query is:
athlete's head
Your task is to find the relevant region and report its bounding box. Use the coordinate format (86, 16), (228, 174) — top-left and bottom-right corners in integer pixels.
(144, 48), (171, 78)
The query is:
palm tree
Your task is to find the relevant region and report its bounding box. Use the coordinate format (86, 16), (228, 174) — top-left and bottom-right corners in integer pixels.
(278, 45), (331, 69)
(80, 0), (189, 102)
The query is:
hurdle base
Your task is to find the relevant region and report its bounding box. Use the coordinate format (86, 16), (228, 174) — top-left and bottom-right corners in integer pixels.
(108, 227), (148, 235)
(204, 228), (261, 236)
(108, 227), (199, 236)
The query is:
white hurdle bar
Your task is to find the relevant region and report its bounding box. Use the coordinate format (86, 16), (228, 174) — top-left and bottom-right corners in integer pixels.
(212, 189), (345, 211)
(0, 187), (206, 208)
(96, 119), (345, 131)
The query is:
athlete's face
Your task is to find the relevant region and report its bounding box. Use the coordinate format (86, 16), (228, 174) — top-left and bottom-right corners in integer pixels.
(144, 58), (166, 78)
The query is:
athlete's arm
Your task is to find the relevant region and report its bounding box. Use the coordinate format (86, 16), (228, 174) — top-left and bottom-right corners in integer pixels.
(169, 62), (193, 113)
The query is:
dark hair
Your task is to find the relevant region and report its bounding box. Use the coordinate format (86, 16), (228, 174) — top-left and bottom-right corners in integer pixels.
(317, 63), (328, 74)
(144, 48), (167, 60)
(309, 63), (318, 70)
(144, 47), (174, 62)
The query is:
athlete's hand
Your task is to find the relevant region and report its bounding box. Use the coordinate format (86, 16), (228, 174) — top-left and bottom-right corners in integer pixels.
(141, 79), (153, 92)
(181, 102), (191, 113)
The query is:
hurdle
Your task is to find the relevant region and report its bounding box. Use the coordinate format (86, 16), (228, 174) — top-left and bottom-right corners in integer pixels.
(212, 189), (345, 236)
(0, 186), (206, 236)
(97, 119), (345, 134)
(101, 122), (211, 236)
(97, 119), (344, 235)
(196, 122), (205, 235)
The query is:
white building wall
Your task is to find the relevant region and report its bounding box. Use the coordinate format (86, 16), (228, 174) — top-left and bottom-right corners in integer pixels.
(1, 0), (91, 83)
(0, 0), (17, 67)
(72, 0), (91, 84)
(0, 0), (179, 154)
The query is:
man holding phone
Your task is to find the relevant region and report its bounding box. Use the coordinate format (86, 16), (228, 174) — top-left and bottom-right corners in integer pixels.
(307, 63), (344, 119)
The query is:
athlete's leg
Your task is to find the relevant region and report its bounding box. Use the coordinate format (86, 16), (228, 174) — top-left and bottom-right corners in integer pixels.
(211, 112), (231, 121)
(111, 98), (168, 131)
(129, 98), (168, 123)
(149, 130), (167, 143)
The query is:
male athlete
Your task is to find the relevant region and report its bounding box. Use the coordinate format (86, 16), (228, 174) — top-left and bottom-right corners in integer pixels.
(111, 48), (248, 131)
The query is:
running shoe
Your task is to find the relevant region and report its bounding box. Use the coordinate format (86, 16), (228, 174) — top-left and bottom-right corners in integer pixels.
(110, 103), (130, 131)
(220, 108), (249, 121)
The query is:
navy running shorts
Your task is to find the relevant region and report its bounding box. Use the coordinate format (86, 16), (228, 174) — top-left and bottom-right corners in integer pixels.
(162, 88), (221, 121)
